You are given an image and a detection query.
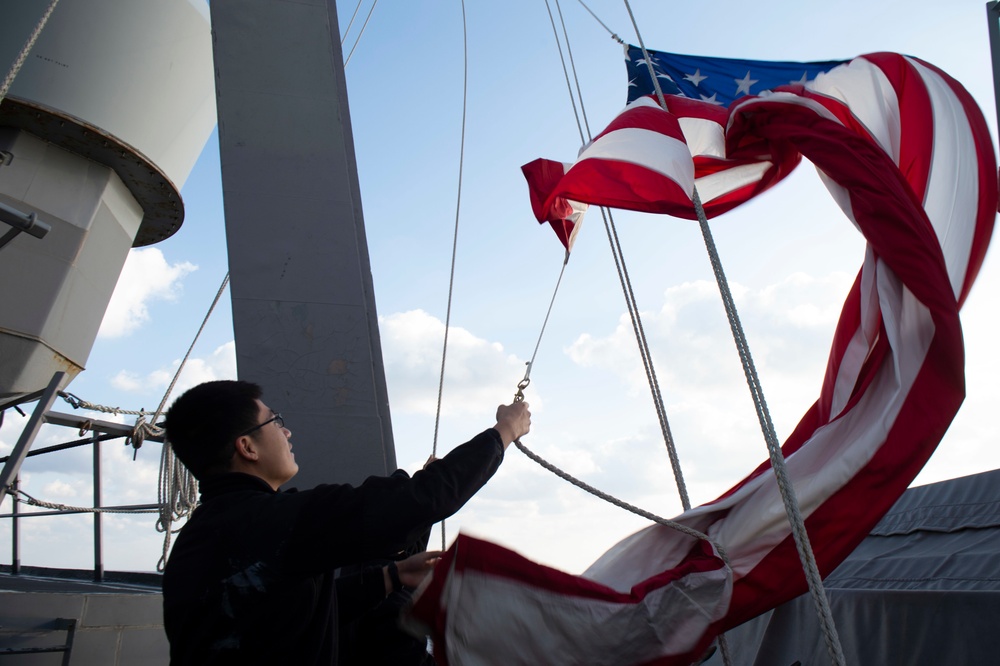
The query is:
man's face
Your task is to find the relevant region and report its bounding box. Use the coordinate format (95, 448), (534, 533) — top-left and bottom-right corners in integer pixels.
(248, 398), (298, 489)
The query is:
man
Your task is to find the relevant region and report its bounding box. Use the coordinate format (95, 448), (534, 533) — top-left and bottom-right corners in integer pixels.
(161, 379), (530, 665)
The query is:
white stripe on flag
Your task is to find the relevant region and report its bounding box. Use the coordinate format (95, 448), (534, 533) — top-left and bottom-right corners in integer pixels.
(579, 127), (694, 198)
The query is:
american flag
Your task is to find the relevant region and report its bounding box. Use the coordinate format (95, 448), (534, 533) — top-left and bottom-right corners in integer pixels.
(625, 44), (845, 106)
(413, 51), (997, 665)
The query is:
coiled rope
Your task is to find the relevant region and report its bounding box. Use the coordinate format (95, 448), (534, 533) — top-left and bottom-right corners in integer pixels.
(154, 272), (231, 571)
(53, 273), (231, 571)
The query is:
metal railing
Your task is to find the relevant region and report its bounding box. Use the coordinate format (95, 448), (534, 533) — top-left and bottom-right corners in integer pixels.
(0, 373), (163, 582)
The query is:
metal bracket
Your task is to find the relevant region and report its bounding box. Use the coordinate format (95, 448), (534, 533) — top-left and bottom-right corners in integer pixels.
(0, 372), (66, 505)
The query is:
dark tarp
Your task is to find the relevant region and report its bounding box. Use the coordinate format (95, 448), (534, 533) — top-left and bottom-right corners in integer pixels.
(703, 468), (1000, 666)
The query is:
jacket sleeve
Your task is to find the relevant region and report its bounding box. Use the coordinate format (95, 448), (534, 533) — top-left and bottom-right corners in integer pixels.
(284, 428), (504, 573)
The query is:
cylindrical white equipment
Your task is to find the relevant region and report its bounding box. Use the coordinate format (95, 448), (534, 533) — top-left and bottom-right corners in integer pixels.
(0, 0), (216, 405)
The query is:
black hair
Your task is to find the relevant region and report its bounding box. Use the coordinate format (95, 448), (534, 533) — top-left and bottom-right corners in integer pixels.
(164, 380), (263, 480)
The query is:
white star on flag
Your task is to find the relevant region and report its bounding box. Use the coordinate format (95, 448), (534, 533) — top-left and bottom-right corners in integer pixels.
(734, 71), (759, 95)
(683, 69), (707, 86)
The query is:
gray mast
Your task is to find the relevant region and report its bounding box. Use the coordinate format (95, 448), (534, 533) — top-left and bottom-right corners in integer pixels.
(209, 0), (395, 488)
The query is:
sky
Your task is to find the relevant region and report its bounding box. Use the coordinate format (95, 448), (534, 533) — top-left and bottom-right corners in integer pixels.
(1, 0), (998, 575)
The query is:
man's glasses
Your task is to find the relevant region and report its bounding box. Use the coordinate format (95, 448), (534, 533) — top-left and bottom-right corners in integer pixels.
(238, 413), (284, 438)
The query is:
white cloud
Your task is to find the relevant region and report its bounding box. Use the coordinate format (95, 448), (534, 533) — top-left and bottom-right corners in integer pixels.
(380, 310), (528, 418)
(98, 248), (197, 338)
(111, 341), (237, 398)
(41, 479), (83, 499)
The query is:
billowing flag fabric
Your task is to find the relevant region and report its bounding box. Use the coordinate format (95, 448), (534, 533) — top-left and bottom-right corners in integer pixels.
(524, 46), (851, 247)
(410, 52), (997, 666)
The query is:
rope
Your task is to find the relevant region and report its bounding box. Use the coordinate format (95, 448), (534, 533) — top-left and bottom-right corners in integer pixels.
(0, 0), (60, 103)
(59, 393), (153, 418)
(513, 438), (721, 552)
(611, 2), (845, 663)
(430, 0), (470, 552)
(343, 0), (380, 67)
(689, 188), (847, 665)
(340, 0), (365, 45)
(6, 485), (159, 515)
(542, 0), (587, 145)
(573, 0), (624, 44)
(510, 399), (736, 658)
(545, 0), (691, 511)
(58, 392), (164, 455)
(597, 206), (690, 510)
(54, 272), (229, 569)
(517, 256), (571, 393)
(155, 272), (231, 570)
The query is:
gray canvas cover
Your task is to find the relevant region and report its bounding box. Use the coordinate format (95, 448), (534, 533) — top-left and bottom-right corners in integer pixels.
(703, 468), (1000, 666)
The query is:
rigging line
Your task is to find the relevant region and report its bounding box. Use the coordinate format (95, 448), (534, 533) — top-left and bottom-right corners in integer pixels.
(542, 0), (587, 145)
(545, 0), (690, 512)
(521, 254), (571, 386)
(152, 272), (232, 425)
(600, 206), (691, 510)
(341, 0), (365, 46)
(621, 3), (844, 663)
(8, 486), (160, 515)
(512, 438), (730, 566)
(619, 7), (733, 652)
(0, 0), (60, 103)
(156, 272), (231, 572)
(343, 0), (380, 67)
(691, 188), (847, 666)
(553, 0), (592, 139)
(431, 0), (470, 552)
(573, 0), (624, 44)
(511, 426), (736, 660)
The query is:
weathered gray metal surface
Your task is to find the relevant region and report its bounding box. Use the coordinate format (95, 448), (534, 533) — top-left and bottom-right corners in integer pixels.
(0, 128), (143, 405)
(0, 97), (183, 246)
(210, 0), (396, 488)
(0, 574), (166, 666)
(0, 0), (215, 246)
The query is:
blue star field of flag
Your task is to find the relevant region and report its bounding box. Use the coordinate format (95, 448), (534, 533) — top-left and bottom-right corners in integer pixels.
(625, 45), (847, 107)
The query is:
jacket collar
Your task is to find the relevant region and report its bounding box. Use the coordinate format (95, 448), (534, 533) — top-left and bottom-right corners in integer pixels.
(198, 472), (276, 502)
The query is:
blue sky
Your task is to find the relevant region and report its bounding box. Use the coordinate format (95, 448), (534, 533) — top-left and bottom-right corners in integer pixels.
(2, 0), (998, 574)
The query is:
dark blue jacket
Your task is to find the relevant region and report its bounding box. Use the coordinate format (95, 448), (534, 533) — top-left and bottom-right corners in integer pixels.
(163, 429), (504, 665)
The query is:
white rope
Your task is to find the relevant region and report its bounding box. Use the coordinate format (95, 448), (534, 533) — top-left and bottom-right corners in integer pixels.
(59, 392), (164, 454)
(155, 272), (231, 571)
(0, 0), (60, 103)
(513, 438), (727, 558)
(340, 0), (365, 46)
(692, 188), (846, 665)
(545, 0), (691, 510)
(430, 0), (470, 552)
(58, 273), (230, 570)
(517, 255), (571, 392)
(343, 0), (380, 67)
(621, 2), (846, 663)
(6, 486), (159, 515)
(597, 204), (691, 510)
(573, 0), (624, 44)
